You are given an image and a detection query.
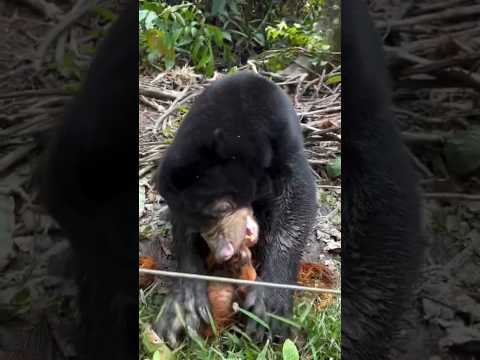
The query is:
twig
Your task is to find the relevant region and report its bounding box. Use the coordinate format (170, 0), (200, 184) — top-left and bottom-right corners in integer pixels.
(405, 27), (480, 53)
(384, 46), (430, 65)
(407, 150), (434, 178)
(301, 125), (340, 135)
(0, 143), (36, 173)
(247, 59), (258, 73)
(0, 64), (34, 82)
(414, 0), (468, 15)
(301, 123), (321, 132)
(154, 90), (199, 131)
(19, 0), (62, 19)
(437, 69), (480, 92)
(34, 0), (97, 70)
(393, 107), (445, 125)
(293, 58), (321, 78)
(0, 89), (71, 99)
(140, 95), (164, 112)
(424, 193), (480, 201)
(139, 83), (182, 100)
(443, 230), (480, 274)
(318, 185), (341, 190)
(403, 53), (480, 76)
(139, 164), (155, 178)
(308, 159), (331, 165)
(402, 131), (446, 144)
(299, 106), (341, 116)
(377, 5), (480, 29)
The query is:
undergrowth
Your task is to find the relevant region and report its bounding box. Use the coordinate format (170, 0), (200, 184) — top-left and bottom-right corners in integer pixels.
(139, 287), (340, 360)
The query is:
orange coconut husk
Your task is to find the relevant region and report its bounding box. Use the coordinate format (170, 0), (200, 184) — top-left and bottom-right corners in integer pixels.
(202, 261), (257, 338)
(296, 262), (336, 310)
(139, 256), (156, 289)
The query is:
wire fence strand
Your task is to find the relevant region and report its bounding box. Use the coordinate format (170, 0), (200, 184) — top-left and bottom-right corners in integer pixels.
(139, 268), (341, 295)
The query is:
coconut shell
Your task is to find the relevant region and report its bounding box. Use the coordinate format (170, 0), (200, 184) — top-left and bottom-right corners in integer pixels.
(139, 256), (156, 288)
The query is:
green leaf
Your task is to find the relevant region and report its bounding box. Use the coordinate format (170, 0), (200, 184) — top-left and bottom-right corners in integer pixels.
(94, 5), (116, 21)
(139, 10), (158, 30)
(265, 312), (302, 329)
(445, 127), (480, 176)
(191, 26), (198, 37)
(282, 339), (299, 360)
(171, 28), (182, 44)
(326, 156), (341, 178)
(222, 31), (232, 42)
(256, 339), (269, 360)
(211, 0), (226, 17)
(141, 326), (175, 359)
(191, 38), (203, 61)
(235, 306), (270, 330)
(145, 29), (165, 52)
(175, 12), (186, 26)
(146, 50), (160, 64)
(254, 32), (265, 46)
(326, 74), (341, 85)
(207, 25), (224, 46)
(164, 52), (176, 70)
(197, 47), (211, 68)
(230, 29), (248, 39)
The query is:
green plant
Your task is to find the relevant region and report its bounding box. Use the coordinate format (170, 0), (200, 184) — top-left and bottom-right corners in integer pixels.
(139, 1), (233, 76)
(266, 20), (329, 54)
(205, 0), (270, 56)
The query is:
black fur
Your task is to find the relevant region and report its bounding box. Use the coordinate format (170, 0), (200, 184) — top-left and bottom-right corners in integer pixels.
(342, 1), (423, 359)
(155, 72), (317, 345)
(36, 3), (138, 360)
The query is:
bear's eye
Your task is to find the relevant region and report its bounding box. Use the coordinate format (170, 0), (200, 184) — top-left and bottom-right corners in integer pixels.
(213, 201), (233, 213)
(206, 199), (234, 217)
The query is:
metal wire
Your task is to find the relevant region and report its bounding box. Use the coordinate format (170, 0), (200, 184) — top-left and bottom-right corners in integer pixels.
(139, 268), (341, 295)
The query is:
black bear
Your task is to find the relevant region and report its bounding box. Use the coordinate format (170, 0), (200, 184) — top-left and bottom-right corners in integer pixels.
(342, 1), (423, 359)
(154, 71), (318, 345)
(37, 2), (138, 359)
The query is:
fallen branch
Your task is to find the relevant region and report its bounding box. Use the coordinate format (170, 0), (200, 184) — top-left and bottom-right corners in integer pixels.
(34, 0), (96, 70)
(154, 90), (199, 132)
(403, 53), (480, 76)
(20, 0), (62, 19)
(424, 192), (480, 201)
(0, 143), (36, 173)
(402, 131), (447, 144)
(139, 83), (183, 100)
(0, 89), (71, 100)
(377, 5), (480, 29)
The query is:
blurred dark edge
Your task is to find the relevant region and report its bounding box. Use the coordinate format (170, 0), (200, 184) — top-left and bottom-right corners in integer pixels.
(341, 0), (424, 359)
(343, 0), (480, 359)
(0, 1), (139, 360)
